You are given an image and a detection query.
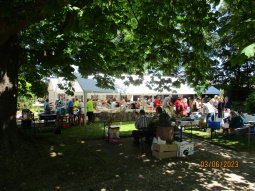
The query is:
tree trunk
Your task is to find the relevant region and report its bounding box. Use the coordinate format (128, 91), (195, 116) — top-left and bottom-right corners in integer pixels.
(0, 35), (21, 154)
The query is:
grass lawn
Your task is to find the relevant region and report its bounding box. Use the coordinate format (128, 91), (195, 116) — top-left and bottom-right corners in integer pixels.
(183, 127), (255, 152)
(24, 120), (137, 138)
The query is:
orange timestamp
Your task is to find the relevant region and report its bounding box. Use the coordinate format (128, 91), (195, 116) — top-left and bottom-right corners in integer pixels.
(200, 161), (239, 168)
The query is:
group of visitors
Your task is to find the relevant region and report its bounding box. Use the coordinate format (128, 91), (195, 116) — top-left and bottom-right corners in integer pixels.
(50, 96), (85, 126)
(132, 94), (244, 142)
(132, 107), (171, 144)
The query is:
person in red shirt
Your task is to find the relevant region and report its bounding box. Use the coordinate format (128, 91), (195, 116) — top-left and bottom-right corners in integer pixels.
(174, 96), (185, 115)
(154, 96), (161, 109)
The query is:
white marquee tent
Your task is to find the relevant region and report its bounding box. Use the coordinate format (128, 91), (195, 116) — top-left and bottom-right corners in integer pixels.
(47, 75), (221, 103)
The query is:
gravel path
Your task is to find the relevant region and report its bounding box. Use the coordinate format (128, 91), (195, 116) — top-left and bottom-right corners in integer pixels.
(66, 136), (255, 191)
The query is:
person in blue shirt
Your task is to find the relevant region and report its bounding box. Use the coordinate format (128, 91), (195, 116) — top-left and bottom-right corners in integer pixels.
(55, 96), (63, 108)
(229, 111), (245, 135)
(67, 98), (74, 125)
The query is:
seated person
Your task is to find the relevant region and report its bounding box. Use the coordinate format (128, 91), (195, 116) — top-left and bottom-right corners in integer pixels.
(224, 111), (245, 135)
(147, 107), (171, 142)
(132, 109), (150, 144)
(149, 107), (163, 133)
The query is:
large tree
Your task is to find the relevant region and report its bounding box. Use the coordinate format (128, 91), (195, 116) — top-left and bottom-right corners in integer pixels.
(1, 0), (254, 153)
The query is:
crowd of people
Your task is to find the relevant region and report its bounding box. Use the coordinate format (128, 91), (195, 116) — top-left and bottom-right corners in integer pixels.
(132, 94), (245, 142)
(44, 94), (244, 137)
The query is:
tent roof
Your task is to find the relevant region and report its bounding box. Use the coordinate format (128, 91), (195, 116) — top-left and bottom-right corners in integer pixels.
(76, 75), (118, 93)
(52, 75), (221, 95)
(204, 86), (221, 95)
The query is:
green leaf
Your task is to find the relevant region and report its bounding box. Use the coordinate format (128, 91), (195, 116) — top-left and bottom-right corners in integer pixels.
(241, 43), (255, 58)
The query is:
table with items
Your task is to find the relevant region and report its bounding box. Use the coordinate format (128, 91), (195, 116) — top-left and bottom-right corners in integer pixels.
(175, 118), (198, 142)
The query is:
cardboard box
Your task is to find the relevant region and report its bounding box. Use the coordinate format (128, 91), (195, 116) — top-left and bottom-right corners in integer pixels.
(152, 150), (177, 160)
(152, 143), (178, 152)
(156, 126), (175, 143)
(177, 143), (194, 157)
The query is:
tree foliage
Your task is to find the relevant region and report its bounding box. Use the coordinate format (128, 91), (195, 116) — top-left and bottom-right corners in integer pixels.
(1, 0), (224, 95)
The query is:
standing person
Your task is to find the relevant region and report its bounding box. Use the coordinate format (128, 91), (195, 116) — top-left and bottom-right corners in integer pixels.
(73, 98), (79, 123)
(65, 99), (69, 109)
(192, 97), (202, 112)
(188, 97), (193, 108)
(132, 109), (151, 144)
(87, 98), (94, 125)
(78, 99), (85, 126)
(174, 96), (185, 116)
(203, 100), (215, 132)
(55, 96), (63, 114)
(67, 98), (74, 125)
(182, 98), (189, 116)
(210, 95), (219, 120)
(55, 96), (63, 107)
(43, 99), (51, 127)
(217, 97), (225, 119)
(154, 96), (161, 109)
(163, 95), (173, 117)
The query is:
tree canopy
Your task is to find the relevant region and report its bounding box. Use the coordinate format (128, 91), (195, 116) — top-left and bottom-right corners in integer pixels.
(1, 0), (254, 94)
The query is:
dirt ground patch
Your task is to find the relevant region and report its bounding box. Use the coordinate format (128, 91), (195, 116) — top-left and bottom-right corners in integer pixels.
(64, 136), (255, 191)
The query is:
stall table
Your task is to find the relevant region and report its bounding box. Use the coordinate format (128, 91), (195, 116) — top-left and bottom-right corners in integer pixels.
(176, 119), (198, 142)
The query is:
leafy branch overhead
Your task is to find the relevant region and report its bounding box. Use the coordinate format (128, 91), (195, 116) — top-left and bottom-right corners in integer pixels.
(0, 0), (254, 96)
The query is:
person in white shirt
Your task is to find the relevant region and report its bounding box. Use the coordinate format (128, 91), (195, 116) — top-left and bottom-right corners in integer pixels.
(78, 100), (85, 126)
(203, 100), (215, 132)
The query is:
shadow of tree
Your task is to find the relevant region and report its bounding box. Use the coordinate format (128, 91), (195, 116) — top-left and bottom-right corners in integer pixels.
(84, 136), (255, 191)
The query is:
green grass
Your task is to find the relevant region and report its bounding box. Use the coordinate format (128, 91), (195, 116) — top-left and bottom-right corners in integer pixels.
(18, 120), (136, 139)
(183, 128), (255, 152)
